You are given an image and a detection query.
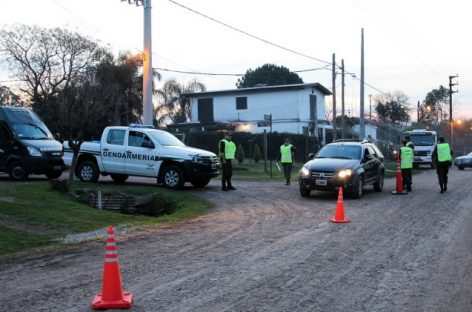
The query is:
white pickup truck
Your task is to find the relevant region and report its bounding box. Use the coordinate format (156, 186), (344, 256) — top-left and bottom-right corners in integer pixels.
(63, 125), (219, 189)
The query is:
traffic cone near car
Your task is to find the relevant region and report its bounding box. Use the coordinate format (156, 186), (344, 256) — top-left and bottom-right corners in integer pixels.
(329, 186), (351, 223)
(391, 156), (408, 195)
(91, 226), (133, 310)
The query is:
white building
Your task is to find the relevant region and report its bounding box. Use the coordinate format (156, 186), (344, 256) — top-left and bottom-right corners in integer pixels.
(183, 83), (332, 144)
(353, 123), (378, 141)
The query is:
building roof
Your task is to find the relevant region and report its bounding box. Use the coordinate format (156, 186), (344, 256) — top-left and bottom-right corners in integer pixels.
(183, 83), (332, 97)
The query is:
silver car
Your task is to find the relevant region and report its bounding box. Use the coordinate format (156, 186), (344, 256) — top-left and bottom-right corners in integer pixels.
(454, 152), (472, 170)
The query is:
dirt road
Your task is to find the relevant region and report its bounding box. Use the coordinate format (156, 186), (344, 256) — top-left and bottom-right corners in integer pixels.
(1, 168), (472, 312)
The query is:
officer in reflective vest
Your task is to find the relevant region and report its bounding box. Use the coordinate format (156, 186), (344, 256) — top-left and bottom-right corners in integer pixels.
(432, 136), (453, 193)
(277, 138), (297, 185)
(399, 139), (414, 192)
(219, 132), (237, 191)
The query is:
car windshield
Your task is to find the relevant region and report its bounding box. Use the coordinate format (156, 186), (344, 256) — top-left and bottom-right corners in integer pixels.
(409, 133), (436, 146)
(316, 145), (361, 160)
(147, 130), (185, 147)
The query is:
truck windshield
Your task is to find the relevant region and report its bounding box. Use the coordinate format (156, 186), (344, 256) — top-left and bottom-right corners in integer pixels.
(410, 134), (435, 146)
(148, 130), (185, 147)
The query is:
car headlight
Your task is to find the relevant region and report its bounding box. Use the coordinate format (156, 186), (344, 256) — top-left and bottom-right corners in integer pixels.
(27, 146), (42, 157)
(337, 169), (353, 179)
(299, 167), (310, 178)
(192, 155), (204, 163)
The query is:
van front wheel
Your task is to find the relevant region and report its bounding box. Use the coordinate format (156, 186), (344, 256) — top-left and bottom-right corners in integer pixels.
(8, 162), (29, 180)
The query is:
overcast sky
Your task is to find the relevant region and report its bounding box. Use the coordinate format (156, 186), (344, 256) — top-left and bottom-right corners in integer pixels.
(1, 0), (471, 120)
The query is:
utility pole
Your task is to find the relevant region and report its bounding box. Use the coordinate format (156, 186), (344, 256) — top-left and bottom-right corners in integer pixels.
(368, 94), (372, 120)
(122, 0), (154, 126)
(417, 100), (420, 123)
(359, 28), (365, 139)
(449, 75), (458, 147)
(332, 53), (337, 141)
(341, 59), (345, 139)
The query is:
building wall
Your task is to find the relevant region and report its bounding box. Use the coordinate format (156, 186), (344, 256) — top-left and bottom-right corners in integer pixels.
(189, 87), (327, 135)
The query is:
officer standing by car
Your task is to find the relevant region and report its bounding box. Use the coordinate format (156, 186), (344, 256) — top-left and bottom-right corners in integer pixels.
(219, 132), (237, 191)
(276, 138), (297, 185)
(432, 136), (453, 193)
(399, 139), (413, 192)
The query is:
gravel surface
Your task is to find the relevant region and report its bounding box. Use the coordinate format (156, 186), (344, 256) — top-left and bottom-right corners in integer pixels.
(1, 168), (472, 312)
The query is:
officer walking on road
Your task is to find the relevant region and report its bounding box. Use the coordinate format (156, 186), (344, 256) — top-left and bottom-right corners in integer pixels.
(219, 132), (237, 191)
(399, 139), (413, 192)
(276, 138), (297, 185)
(432, 136), (453, 193)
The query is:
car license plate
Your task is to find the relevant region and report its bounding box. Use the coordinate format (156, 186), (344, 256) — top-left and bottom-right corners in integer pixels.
(315, 179), (327, 186)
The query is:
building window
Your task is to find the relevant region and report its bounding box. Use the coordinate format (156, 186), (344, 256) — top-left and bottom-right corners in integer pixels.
(236, 97), (247, 110)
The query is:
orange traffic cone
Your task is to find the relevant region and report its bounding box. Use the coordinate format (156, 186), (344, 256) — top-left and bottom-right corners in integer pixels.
(329, 186), (351, 223)
(391, 156), (408, 195)
(92, 226), (133, 309)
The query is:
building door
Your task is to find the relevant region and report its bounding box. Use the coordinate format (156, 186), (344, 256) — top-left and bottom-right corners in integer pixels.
(309, 94), (318, 137)
(198, 98), (214, 122)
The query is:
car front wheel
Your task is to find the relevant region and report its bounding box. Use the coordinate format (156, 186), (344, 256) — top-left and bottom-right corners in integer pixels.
(299, 182), (311, 197)
(351, 176), (364, 199)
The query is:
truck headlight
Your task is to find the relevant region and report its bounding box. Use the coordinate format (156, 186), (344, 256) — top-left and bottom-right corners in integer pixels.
(337, 169), (353, 179)
(192, 156), (205, 164)
(27, 146), (43, 157)
(299, 167), (310, 178)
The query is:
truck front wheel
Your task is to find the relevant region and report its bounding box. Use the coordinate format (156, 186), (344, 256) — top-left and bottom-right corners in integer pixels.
(77, 160), (99, 182)
(162, 165), (184, 189)
(8, 161), (29, 180)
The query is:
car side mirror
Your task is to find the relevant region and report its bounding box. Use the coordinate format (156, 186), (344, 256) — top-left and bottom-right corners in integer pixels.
(308, 153), (315, 160)
(141, 141), (154, 148)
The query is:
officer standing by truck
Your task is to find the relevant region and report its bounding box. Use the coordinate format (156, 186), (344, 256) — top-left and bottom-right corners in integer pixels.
(399, 139), (413, 192)
(432, 136), (453, 193)
(219, 132), (237, 191)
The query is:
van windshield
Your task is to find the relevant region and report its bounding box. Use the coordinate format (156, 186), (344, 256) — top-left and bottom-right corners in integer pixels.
(12, 123), (50, 140)
(4, 108), (53, 140)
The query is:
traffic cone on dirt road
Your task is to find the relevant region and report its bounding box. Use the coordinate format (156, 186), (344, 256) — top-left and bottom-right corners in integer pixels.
(91, 226), (133, 310)
(329, 186), (351, 223)
(391, 156), (408, 195)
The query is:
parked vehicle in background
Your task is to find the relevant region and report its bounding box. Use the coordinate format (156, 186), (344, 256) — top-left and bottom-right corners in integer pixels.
(298, 140), (385, 199)
(63, 125), (219, 189)
(454, 152), (472, 170)
(0, 106), (66, 180)
(403, 129), (437, 169)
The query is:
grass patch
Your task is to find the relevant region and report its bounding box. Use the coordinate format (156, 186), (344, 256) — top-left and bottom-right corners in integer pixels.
(0, 181), (213, 256)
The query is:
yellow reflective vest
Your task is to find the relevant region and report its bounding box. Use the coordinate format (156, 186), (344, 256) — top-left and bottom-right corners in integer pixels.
(280, 144), (293, 163)
(220, 139), (236, 160)
(437, 143), (452, 162)
(400, 146), (413, 169)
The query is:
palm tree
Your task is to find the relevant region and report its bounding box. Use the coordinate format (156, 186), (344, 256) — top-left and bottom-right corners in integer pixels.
(155, 78), (205, 126)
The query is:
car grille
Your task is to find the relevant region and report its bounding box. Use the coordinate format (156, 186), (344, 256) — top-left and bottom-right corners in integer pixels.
(311, 171), (335, 178)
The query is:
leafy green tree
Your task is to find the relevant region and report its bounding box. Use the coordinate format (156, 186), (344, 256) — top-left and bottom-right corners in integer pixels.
(155, 79), (205, 126)
(374, 91), (410, 124)
(236, 143), (245, 164)
(253, 144), (261, 163)
(236, 64), (303, 88)
(419, 86), (450, 123)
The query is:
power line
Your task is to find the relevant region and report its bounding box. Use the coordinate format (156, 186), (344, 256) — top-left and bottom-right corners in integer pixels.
(167, 0), (332, 66)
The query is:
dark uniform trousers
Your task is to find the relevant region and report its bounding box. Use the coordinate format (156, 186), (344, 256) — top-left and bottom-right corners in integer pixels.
(436, 161), (450, 190)
(221, 160), (233, 189)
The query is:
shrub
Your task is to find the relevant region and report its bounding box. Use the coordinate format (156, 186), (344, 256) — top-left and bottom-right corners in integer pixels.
(253, 144), (261, 163)
(236, 143), (245, 164)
